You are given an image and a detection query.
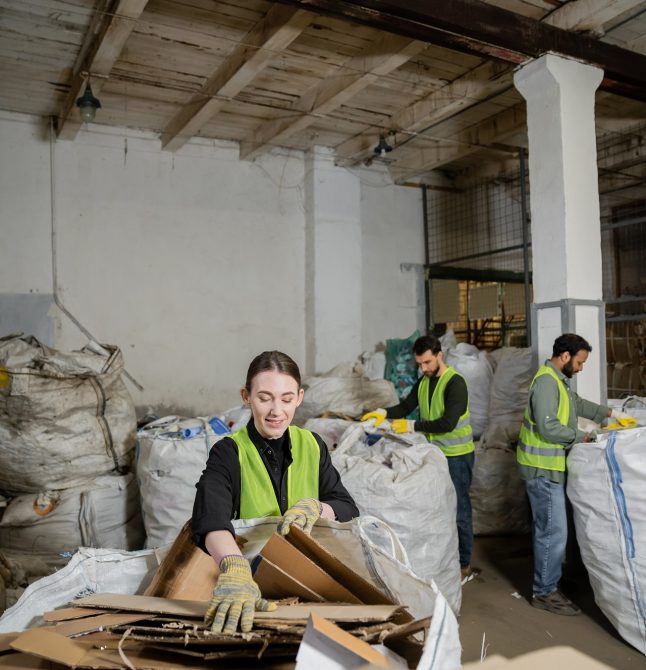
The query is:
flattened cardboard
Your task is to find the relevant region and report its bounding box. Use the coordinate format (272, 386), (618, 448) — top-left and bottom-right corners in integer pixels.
(461, 646), (615, 669)
(72, 593), (399, 623)
(0, 634), (19, 655)
(259, 534), (361, 604)
(0, 652), (57, 670)
(295, 613), (390, 669)
(53, 613), (150, 637)
(43, 609), (108, 623)
(72, 594), (205, 619)
(249, 555), (325, 602)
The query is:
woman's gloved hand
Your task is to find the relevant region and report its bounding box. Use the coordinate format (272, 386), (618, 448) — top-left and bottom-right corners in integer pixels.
(360, 409), (387, 426)
(204, 555), (276, 634)
(277, 498), (322, 535)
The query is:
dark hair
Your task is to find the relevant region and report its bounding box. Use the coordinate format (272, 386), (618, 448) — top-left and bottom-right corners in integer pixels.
(552, 333), (592, 358)
(245, 351), (302, 391)
(413, 335), (442, 356)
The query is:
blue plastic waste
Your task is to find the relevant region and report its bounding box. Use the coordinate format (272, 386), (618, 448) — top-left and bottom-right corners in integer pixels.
(208, 417), (230, 435)
(366, 432), (382, 446)
(182, 426), (203, 439)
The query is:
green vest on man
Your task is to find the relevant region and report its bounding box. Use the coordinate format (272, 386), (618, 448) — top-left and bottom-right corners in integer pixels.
(517, 364), (569, 472)
(419, 367), (475, 457)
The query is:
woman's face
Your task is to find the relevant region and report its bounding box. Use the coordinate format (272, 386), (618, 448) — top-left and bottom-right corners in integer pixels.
(241, 370), (304, 439)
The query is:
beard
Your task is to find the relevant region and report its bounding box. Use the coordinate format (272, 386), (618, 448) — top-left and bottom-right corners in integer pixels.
(562, 360), (574, 378)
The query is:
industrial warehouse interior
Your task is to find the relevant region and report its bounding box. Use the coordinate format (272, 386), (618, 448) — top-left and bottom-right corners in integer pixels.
(1, 0), (646, 668)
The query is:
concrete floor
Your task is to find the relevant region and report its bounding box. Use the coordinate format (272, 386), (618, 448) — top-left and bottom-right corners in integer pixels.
(459, 535), (646, 668)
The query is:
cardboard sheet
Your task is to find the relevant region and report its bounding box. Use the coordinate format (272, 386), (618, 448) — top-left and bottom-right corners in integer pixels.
(43, 609), (108, 623)
(53, 614), (149, 637)
(295, 614), (390, 669)
(71, 594), (400, 623)
(253, 555), (325, 602)
(258, 534), (361, 603)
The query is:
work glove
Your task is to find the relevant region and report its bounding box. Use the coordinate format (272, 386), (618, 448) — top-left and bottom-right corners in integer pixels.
(360, 409), (387, 426)
(204, 555), (276, 634)
(606, 417), (639, 430)
(277, 498), (322, 535)
(391, 419), (415, 434)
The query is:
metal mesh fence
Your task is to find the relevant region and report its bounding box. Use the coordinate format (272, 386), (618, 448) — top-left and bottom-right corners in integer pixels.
(424, 123), (646, 394)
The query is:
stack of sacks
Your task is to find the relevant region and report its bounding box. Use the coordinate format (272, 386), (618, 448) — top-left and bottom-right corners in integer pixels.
(445, 342), (493, 439)
(331, 423), (462, 614)
(296, 362), (398, 423)
(568, 427), (646, 653)
(0, 335), (144, 569)
(471, 347), (533, 535)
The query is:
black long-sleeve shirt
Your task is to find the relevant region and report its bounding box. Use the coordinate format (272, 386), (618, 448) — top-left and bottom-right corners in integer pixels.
(191, 420), (359, 551)
(385, 372), (469, 434)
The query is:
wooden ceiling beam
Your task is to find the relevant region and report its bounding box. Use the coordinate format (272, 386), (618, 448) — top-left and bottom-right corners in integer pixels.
(57, 0), (149, 140)
(274, 0), (646, 100)
(390, 104), (527, 183)
(334, 0), (641, 166)
(161, 5), (314, 152)
(239, 33), (426, 160)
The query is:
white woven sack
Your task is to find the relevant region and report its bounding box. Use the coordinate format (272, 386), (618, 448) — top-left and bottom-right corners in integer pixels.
(0, 473), (145, 568)
(301, 366), (399, 417)
(0, 335), (136, 493)
(136, 416), (220, 548)
(331, 424), (462, 614)
(446, 343), (493, 439)
(302, 417), (355, 450)
(487, 346), (533, 422)
(471, 443), (530, 535)
(0, 547), (158, 633)
(568, 428), (646, 654)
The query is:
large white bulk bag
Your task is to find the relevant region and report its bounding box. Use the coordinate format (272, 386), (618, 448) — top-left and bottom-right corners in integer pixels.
(446, 342), (493, 439)
(568, 428), (646, 654)
(331, 424), (462, 614)
(0, 335), (136, 493)
(470, 442), (530, 535)
(0, 473), (145, 568)
(136, 416), (220, 548)
(302, 417), (355, 450)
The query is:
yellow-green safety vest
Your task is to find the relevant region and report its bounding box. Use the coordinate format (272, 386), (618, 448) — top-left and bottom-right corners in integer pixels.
(418, 367), (475, 457)
(517, 364), (569, 472)
(233, 425), (320, 519)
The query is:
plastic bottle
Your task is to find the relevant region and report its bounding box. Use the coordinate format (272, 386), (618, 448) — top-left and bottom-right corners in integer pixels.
(182, 426), (203, 439)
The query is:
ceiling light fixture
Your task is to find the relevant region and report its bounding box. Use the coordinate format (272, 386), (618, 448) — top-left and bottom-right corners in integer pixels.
(76, 81), (101, 123)
(374, 133), (393, 157)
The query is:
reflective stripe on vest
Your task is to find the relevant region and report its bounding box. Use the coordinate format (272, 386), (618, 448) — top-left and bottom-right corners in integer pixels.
(418, 367), (475, 457)
(516, 364), (569, 472)
(234, 425), (320, 519)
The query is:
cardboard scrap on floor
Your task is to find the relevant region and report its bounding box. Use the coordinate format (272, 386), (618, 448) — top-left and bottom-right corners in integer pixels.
(1, 527), (431, 669)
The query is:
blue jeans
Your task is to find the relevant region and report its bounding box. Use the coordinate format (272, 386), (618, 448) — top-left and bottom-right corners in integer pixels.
(447, 451), (474, 568)
(525, 476), (567, 596)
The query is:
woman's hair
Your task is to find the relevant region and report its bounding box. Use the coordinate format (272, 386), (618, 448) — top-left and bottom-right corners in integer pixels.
(244, 351), (302, 391)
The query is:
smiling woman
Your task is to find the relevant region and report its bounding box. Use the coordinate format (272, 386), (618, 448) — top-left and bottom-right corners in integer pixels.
(191, 350), (359, 635)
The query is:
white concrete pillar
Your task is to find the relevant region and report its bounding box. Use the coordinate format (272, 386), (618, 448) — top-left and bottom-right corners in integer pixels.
(304, 146), (362, 374)
(514, 54), (606, 403)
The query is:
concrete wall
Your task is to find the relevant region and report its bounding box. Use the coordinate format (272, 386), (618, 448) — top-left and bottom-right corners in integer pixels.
(0, 111), (424, 413)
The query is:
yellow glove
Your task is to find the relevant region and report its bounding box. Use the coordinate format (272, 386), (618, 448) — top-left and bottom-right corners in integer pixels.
(277, 498), (322, 535)
(391, 419), (415, 434)
(360, 409), (387, 426)
(607, 416), (639, 430)
(204, 555), (276, 634)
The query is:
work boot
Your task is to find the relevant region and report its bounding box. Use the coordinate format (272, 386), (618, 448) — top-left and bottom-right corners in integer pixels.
(460, 565), (480, 585)
(531, 590), (581, 616)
